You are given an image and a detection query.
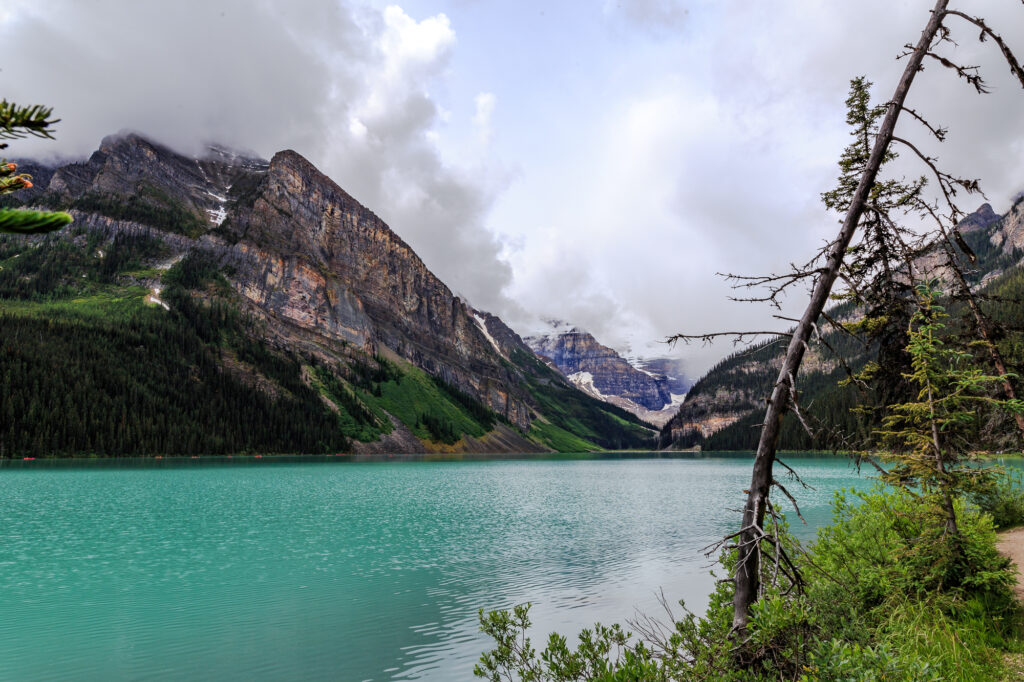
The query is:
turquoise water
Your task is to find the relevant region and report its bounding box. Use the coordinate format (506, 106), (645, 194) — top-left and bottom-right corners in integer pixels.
(1, 456), (879, 680)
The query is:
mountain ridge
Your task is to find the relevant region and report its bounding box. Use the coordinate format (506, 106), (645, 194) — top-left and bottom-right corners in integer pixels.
(0, 132), (655, 456)
(524, 321), (690, 426)
(659, 199), (1024, 451)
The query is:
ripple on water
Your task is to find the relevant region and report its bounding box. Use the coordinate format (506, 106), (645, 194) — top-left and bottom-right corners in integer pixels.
(0, 457), (886, 681)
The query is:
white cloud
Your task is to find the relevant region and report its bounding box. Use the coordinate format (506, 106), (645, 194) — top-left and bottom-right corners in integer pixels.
(380, 5), (454, 72)
(0, 1), (517, 318)
(3, 0), (1023, 376)
(473, 92), (496, 145)
(499, 0), (1024, 372)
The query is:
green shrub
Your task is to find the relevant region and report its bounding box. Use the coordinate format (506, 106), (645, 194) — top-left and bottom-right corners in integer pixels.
(475, 487), (1023, 681)
(971, 470), (1024, 529)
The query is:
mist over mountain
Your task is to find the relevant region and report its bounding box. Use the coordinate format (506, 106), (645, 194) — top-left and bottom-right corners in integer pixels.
(0, 132), (656, 456)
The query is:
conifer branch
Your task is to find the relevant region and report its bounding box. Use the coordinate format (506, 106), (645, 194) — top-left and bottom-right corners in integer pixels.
(0, 100), (59, 148)
(0, 208), (74, 234)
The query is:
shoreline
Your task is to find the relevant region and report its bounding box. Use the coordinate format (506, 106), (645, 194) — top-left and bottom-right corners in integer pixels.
(0, 449), (885, 468)
(0, 450), (744, 468)
(6, 449), (1016, 469)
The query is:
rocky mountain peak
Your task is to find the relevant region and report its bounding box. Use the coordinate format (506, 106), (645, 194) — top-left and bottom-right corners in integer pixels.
(525, 321), (685, 423)
(3, 130), (660, 453)
(959, 202), (1000, 233)
(204, 143), (269, 171)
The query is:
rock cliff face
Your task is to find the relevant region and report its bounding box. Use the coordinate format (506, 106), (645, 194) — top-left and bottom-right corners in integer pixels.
(46, 134), (264, 229)
(989, 198), (1024, 253)
(524, 322), (690, 425)
(526, 323), (671, 410)
(32, 135), (537, 428)
(16, 132), (655, 452)
(958, 202), (1001, 234)
(216, 148), (537, 426)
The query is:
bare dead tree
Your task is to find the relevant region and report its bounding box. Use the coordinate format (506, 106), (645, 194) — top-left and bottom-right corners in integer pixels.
(715, 0), (1024, 644)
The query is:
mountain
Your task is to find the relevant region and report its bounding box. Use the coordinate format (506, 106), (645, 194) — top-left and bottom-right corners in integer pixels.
(628, 356), (691, 396)
(0, 133), (655, 457)
(525, 322), (690, 426)
(659, 200), (1024, 451)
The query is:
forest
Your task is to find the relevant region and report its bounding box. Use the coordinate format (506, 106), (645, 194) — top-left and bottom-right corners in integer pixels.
(0, 226), (654, 456)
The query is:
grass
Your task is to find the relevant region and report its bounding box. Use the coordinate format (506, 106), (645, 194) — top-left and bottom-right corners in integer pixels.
(121, 267), (166, 279)
(313, 356), (499, 445)
(367, 361), (490, 442)
(529, 418), (601, 452)
(0, 287), (152, 321)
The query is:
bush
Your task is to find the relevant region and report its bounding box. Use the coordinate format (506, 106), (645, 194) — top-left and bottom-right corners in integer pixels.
(475, 486), (1023, 681)
(971, 470), (1024, 529)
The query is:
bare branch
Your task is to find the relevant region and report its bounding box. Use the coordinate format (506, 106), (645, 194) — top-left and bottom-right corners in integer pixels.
(921, 49), (988, 92)
(891, 135), (984, 215)
(901, 106), (948, 141)
(774, 457), (813, 490)
(772, 478), (807, 524)
(943, 10), (1024, 89)
(787, 370), (816, 441)
(667, 331), (792, 347)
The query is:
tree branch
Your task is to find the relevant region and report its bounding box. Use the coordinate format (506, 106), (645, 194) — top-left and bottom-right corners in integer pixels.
(943, 10), (1024, 89)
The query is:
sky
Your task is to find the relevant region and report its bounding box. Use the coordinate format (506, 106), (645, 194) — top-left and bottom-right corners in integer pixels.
(2, 0), (1023, 375)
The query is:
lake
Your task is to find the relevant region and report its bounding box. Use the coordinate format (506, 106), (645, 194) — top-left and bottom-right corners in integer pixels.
(0, 455), (888, 680)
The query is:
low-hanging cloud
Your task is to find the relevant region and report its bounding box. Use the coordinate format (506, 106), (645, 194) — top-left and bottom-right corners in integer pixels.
(2, 1), (1023, 378)
(0, 0), (516, 316)
(506, 0), (1024, 372)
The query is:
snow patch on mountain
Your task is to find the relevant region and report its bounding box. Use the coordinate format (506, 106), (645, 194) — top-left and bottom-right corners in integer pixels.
(473, 312), (503, 356)
(567, 371), (607, 400)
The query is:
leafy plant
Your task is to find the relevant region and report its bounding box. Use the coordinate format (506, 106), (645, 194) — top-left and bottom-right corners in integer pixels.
(971, 470), (1024, 529)
(476, 486), (1022, 681)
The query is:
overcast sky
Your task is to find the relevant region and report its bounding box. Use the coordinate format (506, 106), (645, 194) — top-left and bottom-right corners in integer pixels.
(2, 0), (1023, 374)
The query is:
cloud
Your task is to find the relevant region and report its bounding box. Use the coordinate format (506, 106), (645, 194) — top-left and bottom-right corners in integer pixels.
(0, 0), (516, 317)
(472, 92), (496, 145)
(501, 0), (1024, 373)
(4, 0), (1023, 377)
(602, 0), (689, 34)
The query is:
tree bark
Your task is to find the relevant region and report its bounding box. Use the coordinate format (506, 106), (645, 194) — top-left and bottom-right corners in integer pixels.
(731, 0), (951, 637)
(926, 380), (961, 537)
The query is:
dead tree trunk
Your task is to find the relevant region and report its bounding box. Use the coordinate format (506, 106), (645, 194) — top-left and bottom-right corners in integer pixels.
(731, 0), (951, 637)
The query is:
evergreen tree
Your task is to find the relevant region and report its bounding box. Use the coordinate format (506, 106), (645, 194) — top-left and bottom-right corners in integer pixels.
(878, 282), (1024, 543)
(0, 99), (72, 234)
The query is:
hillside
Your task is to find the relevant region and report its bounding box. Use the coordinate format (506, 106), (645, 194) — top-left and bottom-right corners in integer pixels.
(0, 134), (655, 457)
(660, 200), (1024, 451)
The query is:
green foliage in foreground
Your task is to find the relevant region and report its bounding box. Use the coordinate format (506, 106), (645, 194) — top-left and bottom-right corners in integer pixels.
(476, 484), (1024, 681)
(972, 470), (1024, 530)
(0, 100), (73, 235)
(877, 284), (1024, 513)
(0, 207), (72, 234)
